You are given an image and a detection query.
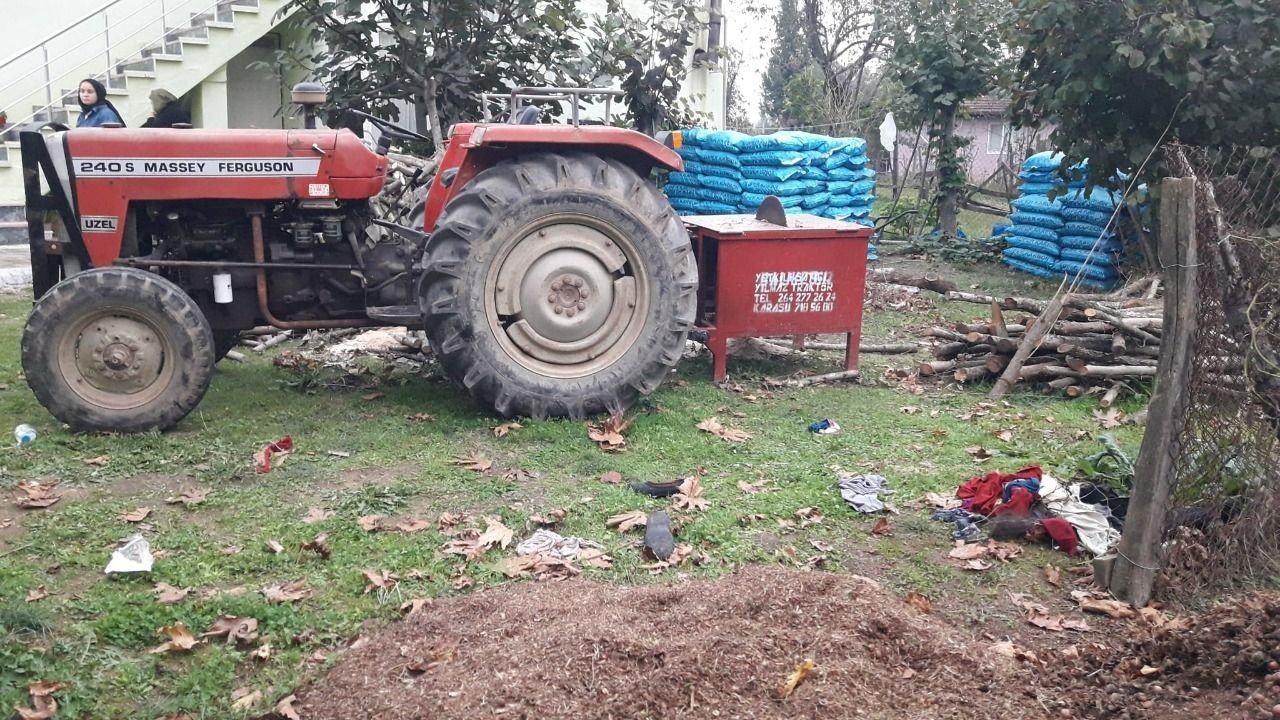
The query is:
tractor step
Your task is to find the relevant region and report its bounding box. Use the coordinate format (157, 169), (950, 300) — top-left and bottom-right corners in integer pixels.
(365, 305), (423, 323)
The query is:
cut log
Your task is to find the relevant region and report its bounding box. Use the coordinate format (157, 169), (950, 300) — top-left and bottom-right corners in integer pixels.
(1047, 377), (1076, 391)
(925, 327), (967, 342)
(945, 291), (1046, 314)
(990, 293), (1068, 400)
(786, 370), (860, 387)
(964, 332), (1018, 354)
(223, 350), (247, 363)
(991, 302), (1009, 338)
(1043, 364), (1158, 378)
(869, 268), (957, 294)
(254, 333), (293, 352)
(1065, 385), (1086, 398)
(984, 354), (1010, 374)
(954, 366), (992, 383)
(1100, 383), (1124, 408)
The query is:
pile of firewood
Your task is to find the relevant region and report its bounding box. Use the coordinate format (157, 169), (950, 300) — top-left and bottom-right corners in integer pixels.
(917, 276), (1164, 405)
(366, 151), (439, 241)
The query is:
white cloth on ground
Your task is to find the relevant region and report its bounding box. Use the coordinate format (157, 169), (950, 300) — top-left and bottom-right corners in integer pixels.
(515, 529), (602, 560)
(839, 473), (889, 513)
(1039, 473), (1121, 556)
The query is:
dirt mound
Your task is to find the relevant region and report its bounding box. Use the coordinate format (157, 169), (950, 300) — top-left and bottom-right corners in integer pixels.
(1062, 592), (1280, 719)
(293, 566), (1042, 720)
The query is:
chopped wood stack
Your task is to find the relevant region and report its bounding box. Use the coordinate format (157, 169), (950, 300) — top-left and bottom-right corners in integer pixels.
(918, 277), (1163, 404)
(367, 151), (439, 242)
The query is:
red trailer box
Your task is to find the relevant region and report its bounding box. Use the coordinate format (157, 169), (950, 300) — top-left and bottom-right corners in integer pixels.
(684, 214), (873, 382)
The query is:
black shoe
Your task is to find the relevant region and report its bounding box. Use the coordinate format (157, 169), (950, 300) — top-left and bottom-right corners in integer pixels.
(630, 480), (683, 497)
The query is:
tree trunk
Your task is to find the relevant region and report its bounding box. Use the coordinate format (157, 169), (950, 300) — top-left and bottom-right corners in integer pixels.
(936, 103), (959, 236)
(424, 77), (444, 151)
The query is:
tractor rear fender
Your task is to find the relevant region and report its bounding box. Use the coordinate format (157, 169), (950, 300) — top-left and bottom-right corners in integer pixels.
(418, 123), (683, 233)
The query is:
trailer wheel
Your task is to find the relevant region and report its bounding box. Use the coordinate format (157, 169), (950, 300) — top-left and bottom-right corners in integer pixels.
(420, 153), (696, 418)
(22, 267), (216, 432)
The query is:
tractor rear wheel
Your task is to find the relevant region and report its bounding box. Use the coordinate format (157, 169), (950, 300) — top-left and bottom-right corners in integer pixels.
(22, 267), (216, 432)
(420, 153), (696, 418)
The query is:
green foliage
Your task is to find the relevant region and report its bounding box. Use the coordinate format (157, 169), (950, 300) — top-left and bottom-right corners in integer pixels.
(891, 0), (1009, 235)
(892, 231), (1006, 265)
(1011, 0), (1280, 186)
(782, 66), (826, 126)
(584, 0), (705, 134)
(761, 0), (815, 123)
(1075, 434), (1137, 491)
(284, 0), (592, 147)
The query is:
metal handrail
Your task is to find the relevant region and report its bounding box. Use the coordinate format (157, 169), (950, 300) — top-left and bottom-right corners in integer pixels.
(504, 87), (625, 126)
(2, 0), (222, 131)
(0, 0), (127, 73)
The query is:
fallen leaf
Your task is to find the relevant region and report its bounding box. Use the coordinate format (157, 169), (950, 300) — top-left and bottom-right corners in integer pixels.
(165, 487), (209, 508)
(16, 680), (70, 720)
(948, 543), (988, 560)
(25, 586), (49, 602)
(246, 644), (271, 663)
(586, 412), (632, 452)
(965, 446), (993, 461)
(578, 548), (614, 569)
(230, 687), (262, 712)
(120, 506), (152, 523)
(1094, 408), (1123, 429)
(870, 517), (893, 536)
(922, 491), (961, 509)
(451, 573), (474, 590)
(905, 591), (933, 613)
(149, 623), (199, 654)
(1061, 617), (1092, 632)
(502, 467), (536, 482)
(0, 517), (12, 529)
(667, 544), (693, 566)
(452, 454), (493, 473)
(737, 479), (767, 494)
(1027, 612), (1064, 632)
(202, 615), (259, 646)
(362, 569), (399, 594)
(987, 541), (1022, 562)
(795, 507), (824, 526)
(300, 533), (331, 560)
(406, 412), (435, 423)
(529, 509), (568, 526)
(400, 598), (432, 617)
(396, 518), (431, 533)
(1044, 564), (1062, 588)
(274, 694), (301, 720)
(606, 510), (649, 533)
(600, 470), (624, 485)
(1079, 598), (1137, 619)
(153, 582), (189, 604)
(993, 429), (1014, 442)
(82, 455), (110, 467)
(357, 514), (382, 532)
(776, 658), (816, 699)
(901, 668), (917, 679)
(262, 579), (310, 604)
(696, 416), (752, 442)
(964, 558), (994, 571)
(361, 392), (385, 401)
(672, 476), (710, 512)
(492, 422), (522, 437)
(265, 540), (285, 554)
(476, 516), (513, 550)
(810, 539), (833, 553)
(899, 406), (920, 415)
(437, 512), (472, 532)
(301, 508), (334, 524)
(1139, 664), (1161, 676)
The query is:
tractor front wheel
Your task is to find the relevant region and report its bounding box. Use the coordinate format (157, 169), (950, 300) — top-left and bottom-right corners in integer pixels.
(22, 267), (216, 432)
(420, 153), (696, 418)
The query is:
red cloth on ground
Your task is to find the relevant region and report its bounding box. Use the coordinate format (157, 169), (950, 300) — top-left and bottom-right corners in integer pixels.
(991, 487), (1036, 518)
(956, 465), (1042, 515)
(1040, 517), (1079, 556)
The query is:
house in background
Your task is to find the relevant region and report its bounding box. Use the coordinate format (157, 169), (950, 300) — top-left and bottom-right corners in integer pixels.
(888, 95), (1054, 194)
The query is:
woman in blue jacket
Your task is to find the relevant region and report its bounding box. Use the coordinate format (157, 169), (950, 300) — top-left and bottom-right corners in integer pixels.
(76, 78), (125, 128)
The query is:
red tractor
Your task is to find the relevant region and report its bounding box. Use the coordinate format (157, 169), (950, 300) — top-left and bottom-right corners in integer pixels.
(19, 90), (696, 432)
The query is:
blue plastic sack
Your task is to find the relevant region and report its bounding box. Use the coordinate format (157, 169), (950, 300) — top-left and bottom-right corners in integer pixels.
(1009, 194), (1063, 214)
(1019, 181), (1065, 195)
(663, 185), (741, 206)
(1059, 247), (1121, 264)
(825, 206), (872, 222)
(740, 192), (805, 209)
(740, 165), (805, 182)
(667, 172), (742, 194)
(991, 223), (1011, 237)
(1054, 259), (1120, 281)
(680, 128), (749, 153)
(1003, 246), (1059, 269)
(1062, 189), (1120, 212)
(740, 178), (824, 196)
(1006, 235), (1061, 257)
(1008, 224), (1059, 243)
(738, 150), (807, 167)
(1010, 211), (1065, 229)
(826, 179), (877, 196)
(1059, 235), (1124, 252)
(801, 192), (831, 209)
(800, 166), (830, 180)
(1062, 221), (1115, 237)
(824, 165), (874, 180)
(773, 131), (834, 151)
(734, 133), (808, 153)
(1060, 207), (1115, 226)
(1023, 151), (1064, 171)
(669, 199), (737, 215)
(1003, 255), (1063, 279)
(820, 149), (868, 171)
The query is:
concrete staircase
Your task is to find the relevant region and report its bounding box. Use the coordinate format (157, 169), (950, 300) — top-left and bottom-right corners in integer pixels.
(0, 0), (297, 229)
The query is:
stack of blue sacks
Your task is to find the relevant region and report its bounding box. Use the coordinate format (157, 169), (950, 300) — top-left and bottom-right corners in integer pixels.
(664, 128), (877, 226)
(1001, 152), (1127, 289)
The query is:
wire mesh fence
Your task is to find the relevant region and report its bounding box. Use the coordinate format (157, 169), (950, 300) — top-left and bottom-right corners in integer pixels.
(1158, 143), (1280, 595)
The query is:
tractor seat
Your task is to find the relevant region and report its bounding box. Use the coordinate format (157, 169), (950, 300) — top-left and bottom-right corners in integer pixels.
(509, 105), (541, 125)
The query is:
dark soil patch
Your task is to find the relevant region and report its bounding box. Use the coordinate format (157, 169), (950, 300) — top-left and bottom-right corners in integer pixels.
(294, 566), (1038, 719)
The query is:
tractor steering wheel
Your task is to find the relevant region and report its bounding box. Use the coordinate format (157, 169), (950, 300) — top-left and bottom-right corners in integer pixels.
(345, 109), (431, 144)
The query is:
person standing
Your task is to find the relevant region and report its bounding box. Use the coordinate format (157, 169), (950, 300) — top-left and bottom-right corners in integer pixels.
(75, 78), (125, 128)
(141, 89), (191, 128)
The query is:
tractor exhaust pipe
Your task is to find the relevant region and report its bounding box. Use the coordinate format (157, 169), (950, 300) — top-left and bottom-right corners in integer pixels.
(251, 213), (374, 330)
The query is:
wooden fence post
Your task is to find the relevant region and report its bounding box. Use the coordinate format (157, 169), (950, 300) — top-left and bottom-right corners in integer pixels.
(1106, 177), (1199, 606)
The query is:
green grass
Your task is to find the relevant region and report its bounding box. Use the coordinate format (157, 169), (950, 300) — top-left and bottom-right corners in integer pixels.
(0, 279), (1148, 718)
